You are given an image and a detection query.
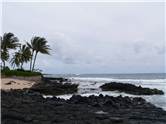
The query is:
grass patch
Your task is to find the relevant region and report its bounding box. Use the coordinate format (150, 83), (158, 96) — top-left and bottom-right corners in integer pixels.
(1, 70), (42, 77)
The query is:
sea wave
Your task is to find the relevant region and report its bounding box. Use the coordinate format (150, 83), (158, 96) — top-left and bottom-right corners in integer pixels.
(70, 77), (166, 83)
(44, 75), (166, 111)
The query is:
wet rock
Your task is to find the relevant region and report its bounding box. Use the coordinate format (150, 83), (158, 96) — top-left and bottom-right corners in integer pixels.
(30, 77), (78, 95)
(109, 117), (124, 123)
(100, 82), (164, 95)
(42, 77), (69, 83)
(1, 90), (166, 124)
(95, 111), (108, 114)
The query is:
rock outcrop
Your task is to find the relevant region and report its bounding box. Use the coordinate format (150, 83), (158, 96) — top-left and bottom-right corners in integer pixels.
(100, 82), (164, 95)
(2, 90), (166, 124)
(30, 77), (78, 95)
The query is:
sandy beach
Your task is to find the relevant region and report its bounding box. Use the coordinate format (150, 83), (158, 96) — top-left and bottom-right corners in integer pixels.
(1, 76), (41, 90)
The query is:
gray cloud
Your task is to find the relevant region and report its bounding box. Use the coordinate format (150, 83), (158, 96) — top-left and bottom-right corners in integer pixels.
(154, 46), (165, 55)
(133, 41), (144, 54)
(2, 2), (165, 73)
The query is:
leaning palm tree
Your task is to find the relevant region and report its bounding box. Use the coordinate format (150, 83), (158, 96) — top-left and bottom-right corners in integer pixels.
(1, 50), (9, 68)
(11, 44), (31, 69)
(10, 51), (22, 69)
(20, 44), (31, 69)
(27, 37), (38, 71)
(27, 36), (51, 71)
(1, 32), (19, 68)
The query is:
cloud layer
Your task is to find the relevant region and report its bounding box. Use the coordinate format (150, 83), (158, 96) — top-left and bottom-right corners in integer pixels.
(2, 2), (165, 74)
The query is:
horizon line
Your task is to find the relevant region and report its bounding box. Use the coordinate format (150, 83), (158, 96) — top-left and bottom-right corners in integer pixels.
(43, 72), (166, 75)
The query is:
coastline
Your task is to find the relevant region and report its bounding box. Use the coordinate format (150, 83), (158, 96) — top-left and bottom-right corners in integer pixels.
(1, 76), (166, 124)
(1, 76), (41, 90)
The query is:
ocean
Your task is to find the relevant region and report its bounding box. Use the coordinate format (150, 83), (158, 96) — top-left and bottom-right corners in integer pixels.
(44, 73), (166, 110)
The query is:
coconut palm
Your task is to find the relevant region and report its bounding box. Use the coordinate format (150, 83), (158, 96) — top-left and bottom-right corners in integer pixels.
(11, 44), (31, 69)
(27, 36), (51, 71)
(27, 37), (39, 71)
(1, 50), (9, 68)
(1, 32), (19, 68)
(10, 51), (22, 69)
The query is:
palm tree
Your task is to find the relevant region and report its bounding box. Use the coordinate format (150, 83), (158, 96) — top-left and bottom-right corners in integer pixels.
(27, 36), (51, 71)
(1, 50), (9, 68)
(1, 32), (19, 68)
(20, 44), (31, 69)
(27, 37), (38, 71)
(10, 51), (22, 69)
(10, 44), (31, 69)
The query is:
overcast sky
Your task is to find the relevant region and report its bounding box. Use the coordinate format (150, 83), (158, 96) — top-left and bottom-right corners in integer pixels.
(2, 2), (165, 74)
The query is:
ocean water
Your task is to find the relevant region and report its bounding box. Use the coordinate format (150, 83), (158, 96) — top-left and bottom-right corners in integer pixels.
(44, 73), (166, 110)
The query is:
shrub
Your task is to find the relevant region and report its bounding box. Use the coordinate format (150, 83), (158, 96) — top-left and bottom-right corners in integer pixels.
(1, 70), (42, 77)
(2, 66), (10, 71)
(16, 68), (25, 72)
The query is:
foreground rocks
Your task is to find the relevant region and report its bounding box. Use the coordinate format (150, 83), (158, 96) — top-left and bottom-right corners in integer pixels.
(100, 82), (164, 95)
(30, 77), (78, 95)
(2, 90), (166, 124)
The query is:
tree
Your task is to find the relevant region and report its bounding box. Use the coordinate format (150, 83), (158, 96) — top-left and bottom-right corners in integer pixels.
(27, 37), (38, 71)
(27, 36), (51, 71)
(10, 51), (22, 69)
(1, 33), (19, 68)
(10, 44), (31, 69)
(1, 50), (9, 68)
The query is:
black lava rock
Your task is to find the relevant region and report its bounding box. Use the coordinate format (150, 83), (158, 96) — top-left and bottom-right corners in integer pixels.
(30, 77), (78, 95)
(100, 82), (164, 95)
(2, 90), (166, 124)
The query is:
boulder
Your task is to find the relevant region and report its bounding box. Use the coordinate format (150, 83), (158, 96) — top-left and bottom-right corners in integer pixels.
(100, 82), (164, 95)
(30, 77), (78, 95)
(1, 90), (166, 124)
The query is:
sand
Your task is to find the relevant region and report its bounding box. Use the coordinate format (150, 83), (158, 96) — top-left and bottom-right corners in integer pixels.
(1, 78), (36, 90)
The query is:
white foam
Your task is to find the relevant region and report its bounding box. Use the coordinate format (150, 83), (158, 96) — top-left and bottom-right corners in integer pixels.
(70, 77), (166, 83)
(43, 76), (166, 111)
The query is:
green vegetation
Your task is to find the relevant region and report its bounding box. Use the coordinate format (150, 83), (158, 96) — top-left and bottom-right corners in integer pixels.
(10, 44), (31, 69)
(1, 32), (51, 76)
(1, 69), (42, 77)
(1, 33), (19, 68)
(27, 36), (50, 71)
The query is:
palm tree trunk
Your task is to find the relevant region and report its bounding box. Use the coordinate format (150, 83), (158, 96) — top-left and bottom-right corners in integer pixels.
(2, 60), (5, 69)
(30, 50), (34, 71)
(21, 63), (23, 70)
(32, 52), (38, 72)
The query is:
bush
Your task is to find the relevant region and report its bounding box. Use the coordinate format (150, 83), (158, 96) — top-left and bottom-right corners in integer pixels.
(2, 66), (10, 71)
(1, 70), (42, 77)
(16, 68), (25, 71)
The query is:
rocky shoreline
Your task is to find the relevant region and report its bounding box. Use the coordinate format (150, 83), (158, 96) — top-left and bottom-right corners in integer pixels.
(2, 77), (166, 124)
(100, 82), (164, 95)
(30, 77), (78, 95)
(2, 89), (166, 124)
(29, 77), (164, 96)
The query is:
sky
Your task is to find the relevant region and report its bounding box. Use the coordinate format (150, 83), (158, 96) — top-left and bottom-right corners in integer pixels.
(1, 1), (165, 74)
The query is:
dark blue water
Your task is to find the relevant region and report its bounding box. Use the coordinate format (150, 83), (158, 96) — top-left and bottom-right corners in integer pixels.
(45, 73), (166, 80)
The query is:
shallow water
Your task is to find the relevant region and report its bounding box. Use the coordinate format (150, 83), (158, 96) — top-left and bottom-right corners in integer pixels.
(44, 73), (166, 110)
